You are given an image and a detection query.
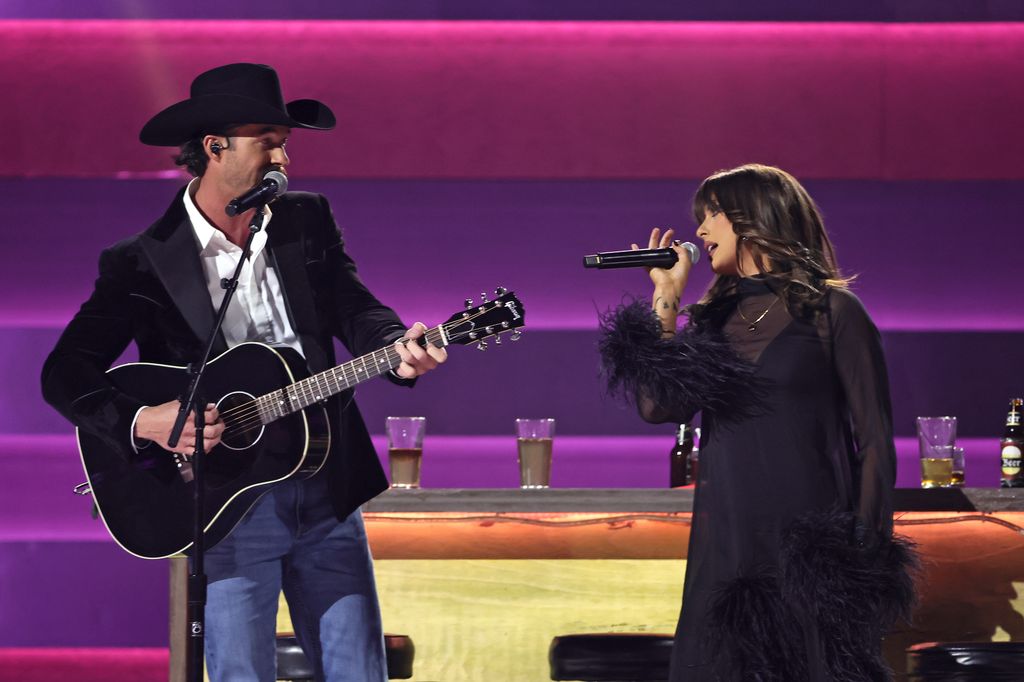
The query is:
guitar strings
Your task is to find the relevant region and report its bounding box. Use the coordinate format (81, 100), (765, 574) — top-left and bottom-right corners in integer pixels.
(215, 327), (446, 432)
(215, 325), (442, 424)
(217, 339), (413, 423)
(217, 322), (459, 435)
(216, 306), (508, 437)
(218, 339), (422, 435)
(218, 339), (424, 435)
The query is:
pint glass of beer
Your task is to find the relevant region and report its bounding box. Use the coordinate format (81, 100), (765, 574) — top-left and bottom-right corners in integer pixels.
(916, 416), (956, 488)
(515, 418), (555, 489)
(386, 416), (425, 489)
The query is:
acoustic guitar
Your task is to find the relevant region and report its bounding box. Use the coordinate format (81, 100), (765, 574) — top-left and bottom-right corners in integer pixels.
(75, 289), (525, 559)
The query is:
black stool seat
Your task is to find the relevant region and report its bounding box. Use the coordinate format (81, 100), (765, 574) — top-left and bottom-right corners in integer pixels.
(549, 633), (673, 682)
(384, 634), (415, 679)
(276, 633), (415, 680)
(276, 635), (314, 680)
(907, 641), (1024, 681)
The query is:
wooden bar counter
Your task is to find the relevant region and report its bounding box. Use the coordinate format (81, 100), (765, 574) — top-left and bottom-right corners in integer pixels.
(172, 488), (1024, 680)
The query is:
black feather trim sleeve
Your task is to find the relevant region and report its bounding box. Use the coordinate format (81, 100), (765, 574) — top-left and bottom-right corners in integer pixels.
(597, 300), (758, 423)
(705, 510), (919, 681)
(780, 509), (919, 682)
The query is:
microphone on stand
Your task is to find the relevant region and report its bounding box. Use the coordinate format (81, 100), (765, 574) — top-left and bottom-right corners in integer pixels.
(583, 242), (700, 270)
(225, 169), (289, 217)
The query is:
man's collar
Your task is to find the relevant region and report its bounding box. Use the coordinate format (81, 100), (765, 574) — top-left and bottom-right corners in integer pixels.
(183, 177), (272, 251)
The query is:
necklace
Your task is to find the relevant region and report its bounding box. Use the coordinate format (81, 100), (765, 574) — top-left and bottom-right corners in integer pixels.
(737, 296), (779, 333)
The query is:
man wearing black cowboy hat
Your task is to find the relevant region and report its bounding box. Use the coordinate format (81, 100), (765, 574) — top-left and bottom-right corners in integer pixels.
(42, 63), (446, 680)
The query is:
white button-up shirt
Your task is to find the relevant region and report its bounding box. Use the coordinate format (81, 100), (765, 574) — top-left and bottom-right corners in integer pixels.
(183, 178), (303, 356)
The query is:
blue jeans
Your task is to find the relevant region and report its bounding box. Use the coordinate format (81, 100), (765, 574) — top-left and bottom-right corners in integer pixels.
(204, 473), (386, 682)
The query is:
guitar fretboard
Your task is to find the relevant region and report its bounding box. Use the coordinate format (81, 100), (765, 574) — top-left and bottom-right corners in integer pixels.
(255, 327), (448, 423)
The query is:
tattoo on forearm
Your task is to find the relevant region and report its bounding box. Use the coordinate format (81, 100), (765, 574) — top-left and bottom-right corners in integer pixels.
(654, 296), (679, 312)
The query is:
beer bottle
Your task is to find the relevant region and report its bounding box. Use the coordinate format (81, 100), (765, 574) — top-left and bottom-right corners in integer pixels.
(1000, 398), (1023, 488)
(670, 423), (694, 487)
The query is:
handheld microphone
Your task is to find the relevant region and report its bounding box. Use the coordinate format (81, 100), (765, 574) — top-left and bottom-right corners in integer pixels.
(583, 242), (700, 270)
(225, 169), (289, 217)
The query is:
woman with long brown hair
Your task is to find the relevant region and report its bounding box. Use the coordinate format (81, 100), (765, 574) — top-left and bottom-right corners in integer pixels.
(600, 164), (916, 680)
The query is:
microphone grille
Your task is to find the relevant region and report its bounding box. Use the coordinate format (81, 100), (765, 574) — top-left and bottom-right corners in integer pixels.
(264, 169), (289, 195)
(682, 241), (700, 265)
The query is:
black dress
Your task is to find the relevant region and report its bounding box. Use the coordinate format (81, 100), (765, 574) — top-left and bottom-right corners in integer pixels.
(600, 278), (916, 682)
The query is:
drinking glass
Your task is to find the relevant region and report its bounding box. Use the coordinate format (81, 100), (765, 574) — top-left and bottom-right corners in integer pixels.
(386, 416), (425, 489)
(917, 416), (957, 489)
(515, 418), (555, 489)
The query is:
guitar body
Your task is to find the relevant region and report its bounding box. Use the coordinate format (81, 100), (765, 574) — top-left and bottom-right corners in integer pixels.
(77, 343), (331, 559)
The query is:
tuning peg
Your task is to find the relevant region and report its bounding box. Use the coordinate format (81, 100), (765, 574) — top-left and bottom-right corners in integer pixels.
(510, 329), (522, 342)
(476, 340), (488, 351)
(464, 298), (474, 309)
(494, 335), (502, 345)
(485, 326), (495, 335)
(468, 331), (478, 340)
(480, 292), (489, 302)
(495, 286), (507, 296)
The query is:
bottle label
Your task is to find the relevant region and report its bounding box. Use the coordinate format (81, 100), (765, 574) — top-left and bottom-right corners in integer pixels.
(1002, 444), (1022, 476)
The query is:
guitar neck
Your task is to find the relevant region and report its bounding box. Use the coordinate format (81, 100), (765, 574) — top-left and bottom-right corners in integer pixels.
(259, 326), (448, 422)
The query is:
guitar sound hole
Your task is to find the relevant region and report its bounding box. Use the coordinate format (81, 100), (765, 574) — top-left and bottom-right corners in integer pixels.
(217, 391), (265, 451)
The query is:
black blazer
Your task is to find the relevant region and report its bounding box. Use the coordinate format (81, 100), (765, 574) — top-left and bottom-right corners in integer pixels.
(42, 188), (412, 520)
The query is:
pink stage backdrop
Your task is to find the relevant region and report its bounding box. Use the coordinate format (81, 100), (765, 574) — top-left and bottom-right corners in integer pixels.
(2, 20), (1023, 179)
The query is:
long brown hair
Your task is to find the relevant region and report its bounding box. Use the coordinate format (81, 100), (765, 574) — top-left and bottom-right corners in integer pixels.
(690, 164), (850, 321)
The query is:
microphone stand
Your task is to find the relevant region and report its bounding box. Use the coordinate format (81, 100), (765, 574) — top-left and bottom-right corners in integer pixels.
(168, 204), (266, 682)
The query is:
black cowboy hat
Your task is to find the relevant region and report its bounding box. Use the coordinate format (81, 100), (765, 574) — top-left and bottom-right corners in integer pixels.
(139, 63), (336, 146)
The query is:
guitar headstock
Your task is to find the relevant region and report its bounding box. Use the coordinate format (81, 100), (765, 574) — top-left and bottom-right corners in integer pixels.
(442, 287), (525, 350)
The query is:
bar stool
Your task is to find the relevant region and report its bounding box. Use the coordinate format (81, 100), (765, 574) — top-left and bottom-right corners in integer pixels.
(276, 633), (415, 680)
(549, 633), (673, 681)
(907, 641), (1024, 680)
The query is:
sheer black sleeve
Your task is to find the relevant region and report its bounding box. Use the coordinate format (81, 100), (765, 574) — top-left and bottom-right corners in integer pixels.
(829, 289), (897, 541)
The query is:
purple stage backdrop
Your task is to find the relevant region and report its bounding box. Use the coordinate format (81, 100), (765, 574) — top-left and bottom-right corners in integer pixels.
(1, 178), (1021, 440)
(0, 15), (1020, 650)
